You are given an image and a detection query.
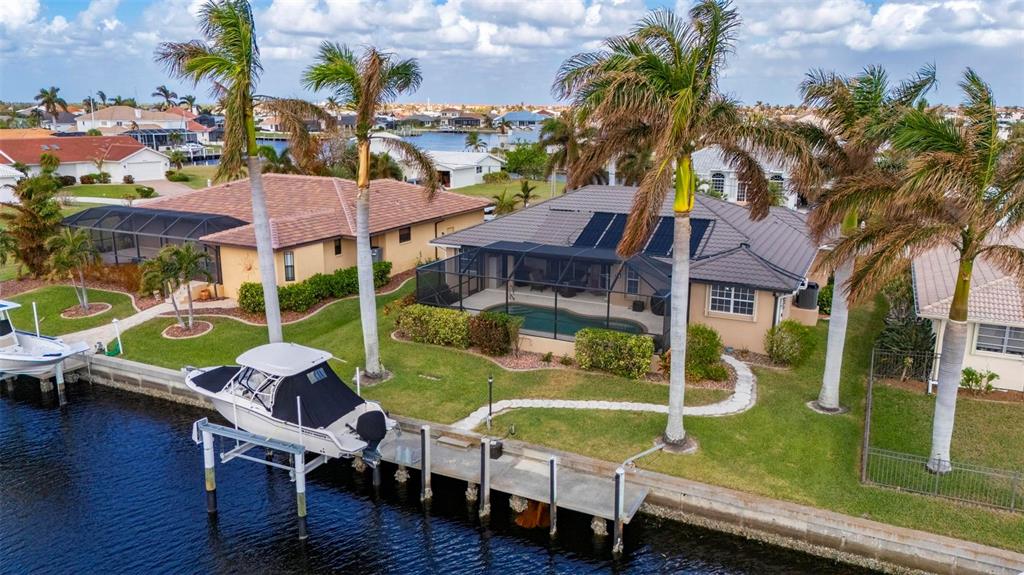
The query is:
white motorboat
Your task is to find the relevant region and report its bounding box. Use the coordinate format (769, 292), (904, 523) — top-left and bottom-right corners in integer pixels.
(185, 343), (396, 466)
(0, 301), (90, 376)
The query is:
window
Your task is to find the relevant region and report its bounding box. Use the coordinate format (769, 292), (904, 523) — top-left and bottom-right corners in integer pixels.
(770, 174), (785, 201)
(626, 267), (640, 294)
(333, 238), (342, 255)
(709, 284), (755, 316)
(711, 173), (725, 195)
(398, 226), (412, 243)
(476, 166), (483, 174)
(736, 181), (748, 202)
(976, 324), (1024, 356)
(283, 251), (295, 281)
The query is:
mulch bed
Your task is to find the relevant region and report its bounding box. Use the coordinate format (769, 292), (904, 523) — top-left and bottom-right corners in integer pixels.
(731, 350), (788, 370)
(162, 321), (213, 339)
(60, 302), (112, 318)
(878, 377), (1024, 404)
(644, 360), (738, 390)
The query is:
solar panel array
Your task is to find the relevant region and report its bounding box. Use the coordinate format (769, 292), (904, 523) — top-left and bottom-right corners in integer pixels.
(574, 212), (713, 258)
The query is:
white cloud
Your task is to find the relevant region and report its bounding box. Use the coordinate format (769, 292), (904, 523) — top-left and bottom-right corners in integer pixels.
(0, 0), (40, 30)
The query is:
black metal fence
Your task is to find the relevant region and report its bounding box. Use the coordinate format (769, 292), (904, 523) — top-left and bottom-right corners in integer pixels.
(861, 347), (1023, 513)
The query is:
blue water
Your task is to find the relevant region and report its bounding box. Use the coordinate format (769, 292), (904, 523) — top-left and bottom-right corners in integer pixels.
(1, 381), (876, 574)
(487, 303), (646, 337)
(255, 129), (539, 155)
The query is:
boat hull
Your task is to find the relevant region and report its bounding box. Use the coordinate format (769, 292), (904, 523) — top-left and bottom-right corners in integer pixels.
(0, 334), (90, 377)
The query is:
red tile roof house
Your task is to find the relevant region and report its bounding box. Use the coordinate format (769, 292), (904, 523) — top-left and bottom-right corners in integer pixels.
(0, 136), (170, 182)
(912, 229), (1024, 392)
(63, 174), (490, 299)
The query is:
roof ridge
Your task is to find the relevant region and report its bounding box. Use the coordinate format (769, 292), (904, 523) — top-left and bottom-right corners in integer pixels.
(695, 196), (751, 243)
(333, 177), (355, 233)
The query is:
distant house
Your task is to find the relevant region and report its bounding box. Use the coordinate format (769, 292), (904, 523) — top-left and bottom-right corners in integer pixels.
(450, 114), (483, 129)
(690, 146), (806, 211)
(912, 230), (1024, 392)
(399, 114), (435, 128)
(0, 163), (23, 202)
(76, 106), (189, 132)
(496, 111), (548, 127)
(40, 111), (79, 133)
(0, 136), (170, 182)
(439, 108), (461, 118)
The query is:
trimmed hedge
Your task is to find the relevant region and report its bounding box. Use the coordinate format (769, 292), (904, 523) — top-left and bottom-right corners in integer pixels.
(237, 260), (393, 313)
(764, 319), (814, 366)
(56, 175), (76, 187)
(575, 328), (654, 379)
(658, 324), (728, 381)
(397, 304), (469, 348)
(482, 171), (510, 183)
(468, 311), (523, 356)
(122, 175), (135, 184)
(818, 282), (833, 315)
(135, 185), (157, 198)
(165, 170), (190, 182)
(79, 174), (95, 185)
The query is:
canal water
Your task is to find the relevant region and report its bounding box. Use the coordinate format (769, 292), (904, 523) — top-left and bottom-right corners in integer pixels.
(1, 381), (877, 574)
(254, 128), (540, 156)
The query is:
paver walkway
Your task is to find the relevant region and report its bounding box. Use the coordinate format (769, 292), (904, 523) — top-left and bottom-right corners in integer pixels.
(61, 302), (174, 348)
(452, 355), (756, 430)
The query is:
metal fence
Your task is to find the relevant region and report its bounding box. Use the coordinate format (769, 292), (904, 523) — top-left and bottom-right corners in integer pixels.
(861, 347), (1023, 513)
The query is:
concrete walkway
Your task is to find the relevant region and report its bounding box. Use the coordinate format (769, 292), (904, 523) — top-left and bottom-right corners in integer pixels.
(62, 302), (174, 348)
(452, 355), (756, 431)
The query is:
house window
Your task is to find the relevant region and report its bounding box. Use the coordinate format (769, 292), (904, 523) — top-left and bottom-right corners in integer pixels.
(770, 174), (785, 200)
(283, 251), (295, 281)
(334, 238), (342, 255)
(736, 181), (748, 202)
(710, 284), (755, 316)
(476, 166), (483, 174)
(711, 173), (725, 195)
(399, 226), (412, 243)
(626, 267), (640, 295)
(976, 324), (1024, 356)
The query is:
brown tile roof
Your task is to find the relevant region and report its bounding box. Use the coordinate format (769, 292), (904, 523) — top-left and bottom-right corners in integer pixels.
(0, 136), (147, 165)
(143, 174), (489, 249)
(0, 129), (56, 140)
(82, 106), (187, 123)
(912, 229), (1024, 325)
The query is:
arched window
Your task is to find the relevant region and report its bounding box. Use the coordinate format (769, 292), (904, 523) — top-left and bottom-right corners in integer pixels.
(711, 172), (725, 195)
(736, 181), (748, 202)
(770, 174), (785, 204)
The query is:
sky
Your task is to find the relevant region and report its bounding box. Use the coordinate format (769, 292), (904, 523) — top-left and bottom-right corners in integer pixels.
(0, 0), (1021, 106)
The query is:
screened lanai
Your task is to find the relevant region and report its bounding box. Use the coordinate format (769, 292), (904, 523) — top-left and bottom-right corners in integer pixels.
(416, 241), (675, 349)
(62, 206), (246, 283)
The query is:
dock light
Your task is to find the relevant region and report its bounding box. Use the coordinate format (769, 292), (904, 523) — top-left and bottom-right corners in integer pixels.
(487, 375), (494, 431)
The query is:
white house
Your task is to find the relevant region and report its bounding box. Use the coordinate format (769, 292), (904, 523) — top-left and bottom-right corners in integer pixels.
(0, 163), (23, 202)
(368, 134), (505, 189)
(690, 146), (805, 210)
(76, 106), (188, 132)
(0, 136), (170, 182)
(912, 230), (1024, 392)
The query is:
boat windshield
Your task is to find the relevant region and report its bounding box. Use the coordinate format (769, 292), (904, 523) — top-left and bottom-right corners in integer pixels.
(229, 367), (281, 410)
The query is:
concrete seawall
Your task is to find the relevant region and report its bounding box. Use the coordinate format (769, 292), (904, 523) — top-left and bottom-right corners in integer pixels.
(75, 355), (1024, 575)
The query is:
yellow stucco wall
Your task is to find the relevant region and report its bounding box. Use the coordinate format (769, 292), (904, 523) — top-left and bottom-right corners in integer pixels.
(932, 319), (1024, 392)
(377, 211), (484, 272)
(322, 238), (358, 273)
(688, 282), (777, 354)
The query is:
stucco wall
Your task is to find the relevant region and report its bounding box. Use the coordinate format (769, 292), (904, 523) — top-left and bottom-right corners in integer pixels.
(322, 238), (357, 273)
(381, 211), (484, 272)
(217, 245), (262, 299)
(932, 318), (1024, 392)
(276, 242), (325, 285)
(688, 282), (776, 354)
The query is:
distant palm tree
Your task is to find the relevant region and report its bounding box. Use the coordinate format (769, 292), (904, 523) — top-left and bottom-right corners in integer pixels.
(39, 153), (60, 174)
(168, 150), (188, 170)
(257, 145), (296, 174)
(494, 118), (512, 148)
(112, 96), (137, 108)
(370, 152), (403, 180)
(464, 131), (487, 152)
(616, 148), (653, 186)
(157, 0), (285, 342)
(152, 85), (179, 108)
(490, 189), (517, 214)
(179, 94), (197, 112)
(45, 228), (98, 313)
(96, 90), (107, 107)
(821, 70), (1024, 473)
(538, 110), (592, 186)
(34, 86), (68, 120)
(304, 41), (439, 377)
(513, 180), (538, 207)
(82, 96), (97, 112)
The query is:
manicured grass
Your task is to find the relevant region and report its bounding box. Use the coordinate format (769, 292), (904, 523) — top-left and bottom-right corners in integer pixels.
(178, 164), (225, 189)
(7, 286), (136, 335)
(62, 184), (148, 199)
(454, 179), (564, 206)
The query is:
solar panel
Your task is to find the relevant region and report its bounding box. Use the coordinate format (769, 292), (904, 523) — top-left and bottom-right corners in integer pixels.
(690, 218), (711, 256)
(644, 217), (674, 257)
(596, 214), (627, 249)
(572, 212), (614, 247)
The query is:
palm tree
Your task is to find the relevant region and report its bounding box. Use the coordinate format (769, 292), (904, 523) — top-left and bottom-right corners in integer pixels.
(464, 131), (487, 152)
(370, 152), (403, 180)
(179, 94), (197, 112)
(96, 90), (107, 107)
(169, 242), (213, 329)
(820, 70), (1024, 473)
(616, 148), (653, 186)
(34, 86), (68, 120)
(39, 153), (60, 174)
(303, 41), (439, 377)
(152, 85), (179, 109)
(490, 189), (517, 215)
(494, 118), (512, 149)
(538, 110), (592, 186)
(513, 180), (538, 207)
(140, 250), (186, 328)
(168, 150), (188, 170)
(257, 145), (296, 173)
(82, 96), (97, 112)
(555, 3), (817, 448)
(45, 228), (98, 313)
(802, 64), (936, 412)
(157, 0), (285, 343)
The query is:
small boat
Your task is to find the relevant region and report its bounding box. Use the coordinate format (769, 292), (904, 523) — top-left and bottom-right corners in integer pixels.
(0, 300), (90, 376)
(185, 343), (395, 466)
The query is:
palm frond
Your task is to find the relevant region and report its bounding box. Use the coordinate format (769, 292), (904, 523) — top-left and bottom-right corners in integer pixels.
(375, 137), (440, 198)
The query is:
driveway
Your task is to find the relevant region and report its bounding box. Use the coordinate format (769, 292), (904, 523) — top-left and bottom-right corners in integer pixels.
(136, 179), (195, 200)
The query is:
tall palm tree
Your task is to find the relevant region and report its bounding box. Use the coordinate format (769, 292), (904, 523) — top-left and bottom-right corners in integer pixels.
(179, 94), (197, 112)
(45, 228), (98, 313)
(168, 150), (188, 170)
(513, 180), (538, 207)
(34, 86), (68, 120)
(464, 131), (487, 152)
(141, 250), (186, 328)
(802, 64), (936, 412)
(820, 70), (1024, 472)
(156, 0), (285, 343)
(538, 110), (592, 185)
(96, 90), (107, 107)
(82, 96), (97, 113)
(169, 242), (213, 329)
(494, 118), (512, 149)
(303, 42), (439, 377)
(152, 85), (179, 109)
(555, 3), (817, 448)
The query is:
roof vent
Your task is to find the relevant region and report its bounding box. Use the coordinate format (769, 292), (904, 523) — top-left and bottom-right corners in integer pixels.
(52, 144), (60, 150)
(40, 144), (48, 150)
(134, 108), (142, 119)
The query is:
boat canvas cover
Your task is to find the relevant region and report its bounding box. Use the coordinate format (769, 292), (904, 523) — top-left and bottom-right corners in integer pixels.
(271, 362), (365, 429)
(192, 366), (242, 393)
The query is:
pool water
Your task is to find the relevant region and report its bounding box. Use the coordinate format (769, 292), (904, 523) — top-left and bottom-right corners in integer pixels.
(486, 303), (646, 336)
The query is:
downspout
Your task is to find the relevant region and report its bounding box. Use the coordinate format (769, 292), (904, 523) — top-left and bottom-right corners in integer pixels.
(772, 294), (781, 328)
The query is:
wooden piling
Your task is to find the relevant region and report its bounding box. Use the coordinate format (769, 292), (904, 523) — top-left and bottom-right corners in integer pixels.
(479, 437), (491, 519)
(420, 425), (432, 503)
(613, 467), (625, 555)
(202, 430), (217, 514)
(549, 456), (558, 537)
(55, 363), (67, 407)
(295, 451), (308, 540)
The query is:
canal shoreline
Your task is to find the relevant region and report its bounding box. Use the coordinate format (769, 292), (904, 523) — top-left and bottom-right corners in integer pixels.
(71, 354), (1024, 575)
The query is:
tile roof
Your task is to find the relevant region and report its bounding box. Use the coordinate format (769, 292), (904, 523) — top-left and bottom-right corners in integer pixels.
(0, 136), (148, 165)
(912, 230), (1024, 326)
(435, 185), (817, 292)
(79, 106), (188, 123)
(143, 174), (490, 249)
(0, 164), (24, 178)
(0, 129), (56, 140)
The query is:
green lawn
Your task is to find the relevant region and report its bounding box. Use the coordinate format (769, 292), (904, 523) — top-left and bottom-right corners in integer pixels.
(62, 184), (151, 199)
(7, 286), (136, 335)
(178, 165), (226, 189)
(454, 179), (564, 206)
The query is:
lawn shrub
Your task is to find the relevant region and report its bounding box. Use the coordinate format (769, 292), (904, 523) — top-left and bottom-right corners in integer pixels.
(686, 323), (724, 380)
(764, 320), (814, 366)
(468, 311), (523, 356)
(305, 273), (333, 300)
(238, 282), (265, 313)
(91, 172), (112, 184)
(122, 175), (135, 184)
(575, 328), (654, 379)
(236, 261), (395, 314)
(331, 267), (359, 297)
(397, 304), (469, 348)
(135, 185), (157, 198)
(57, 175), (77, 187)
(165, 170), (190, 182)
(382, 292), (416, 316)
(482, 171), (510, 183)
(79, 174), (95, 185)
(817, 282), (833, 315)
(278, 282), (318, 312)
(373, 261), (392, 288)
(960, 367), (998, 394)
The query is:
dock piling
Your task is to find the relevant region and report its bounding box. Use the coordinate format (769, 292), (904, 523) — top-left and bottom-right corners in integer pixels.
(420, 425), (432, 503)
(613, 467), (625, 555)
(549, 456), (558, 537)
(202, 430), (217, 514)
(39, 377), (53, 394)
(294, 452), (308, 540)
(55, 363), (67, 407)
(372, 464), (381, 488)
(479, 437), (491, 519)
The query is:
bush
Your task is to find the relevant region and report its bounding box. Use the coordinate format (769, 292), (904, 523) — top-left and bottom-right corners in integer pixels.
(165, 170), (190, 182)
(236, 260), (394, 315)
(238, 282), (265, 313)
(541, 351), (553, 363)
(96, 172), (111, 184)
(961, 367), (998, 394)
(79, 174), (95, 185)
(397, 304), (470, 348)
(278, 282), (318, 312)
(876, 318), (935, 355)
(559, 354), (574, 366)
(468, 311), (523, 356)
(817, 282), (833, 315)
(764, 320), (814, 366)
(56, 175), (76, 187)
(165, 170), (177, 179)
(575, 328), (654, 379)
(482, 171), (511, 184)
(373, 260), (392, 288)
(122, 175), (135, 184)
(135, 185), (156, 198)
(305, 273), (333, 301)
(658, 325), (728, 382)
(331, 267), (359, 297)
(383, 292), (416, 316)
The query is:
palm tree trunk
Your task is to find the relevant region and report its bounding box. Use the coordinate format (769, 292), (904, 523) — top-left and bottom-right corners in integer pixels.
(167, 281), (184, 327)
(70, 273), (85, 311)
(356, 138), (383, 376)
(186, 288), (195, 330)
(927, 259), (972, 473)
(246, 124), (283, 343)
(665, 156), (695, 445)
(817, 257), (852, 410)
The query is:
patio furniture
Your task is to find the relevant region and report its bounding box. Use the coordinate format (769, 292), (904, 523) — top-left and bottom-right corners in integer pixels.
(632, 300), (646, 312)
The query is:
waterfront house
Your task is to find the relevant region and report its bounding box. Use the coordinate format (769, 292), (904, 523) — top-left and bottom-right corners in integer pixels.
(406, 150), (504, 189)
(75, 106), (189, 132)
(63, 174), (490, 299)
(496, 111), (548, 127)
(450, 114), (484, 129)
(0, 136), (170, 182)
(691, 146), (807, 211)
(418, 185), (822, 355)
(912, 230), (1024, 391)
(40, 111), (79, 133)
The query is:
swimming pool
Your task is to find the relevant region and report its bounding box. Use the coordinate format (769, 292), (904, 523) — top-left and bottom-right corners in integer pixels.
(484, 303), (646, 337)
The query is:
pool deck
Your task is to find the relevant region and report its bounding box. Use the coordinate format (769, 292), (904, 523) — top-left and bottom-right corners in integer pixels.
(456, 288), (664, 334)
